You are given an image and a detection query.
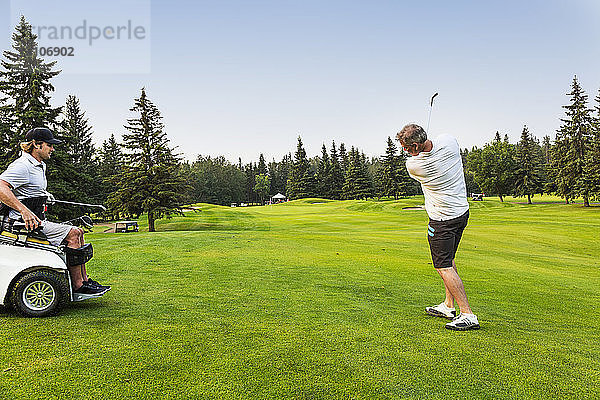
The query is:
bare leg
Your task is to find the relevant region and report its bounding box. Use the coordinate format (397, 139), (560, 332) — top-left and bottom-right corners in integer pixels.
(443, 260), (458, 308)
(64, 227), (88, 289)
(437, 262), (472, 314)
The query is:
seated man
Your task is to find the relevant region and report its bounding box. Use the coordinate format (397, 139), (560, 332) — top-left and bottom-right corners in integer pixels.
(0, 127), (109, 296)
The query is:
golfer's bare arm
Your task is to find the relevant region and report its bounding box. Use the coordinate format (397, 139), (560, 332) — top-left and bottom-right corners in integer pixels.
(0, 179), (41, 229)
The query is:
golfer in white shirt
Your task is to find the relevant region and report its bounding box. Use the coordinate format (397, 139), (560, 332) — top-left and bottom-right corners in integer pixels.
(396, 124), (479, 331)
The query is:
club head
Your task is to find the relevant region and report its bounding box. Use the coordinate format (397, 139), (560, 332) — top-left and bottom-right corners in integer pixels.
(81, 216), (94, 229)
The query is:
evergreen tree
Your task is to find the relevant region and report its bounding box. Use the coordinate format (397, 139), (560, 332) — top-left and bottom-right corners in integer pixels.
(268, 159), (279, 197)
(316, 144), (331, 198)
(364, 153), (378, 197)
(396, 151), (416, 196)
(343, 147), (372, 200)
(377, 137), (402, 199)
(98, 134), (123, 182)
(339, 143), (348, 177)
(253, 153), (268, 202)
(0, 97), (13, 170)
(108, 88), (185, 231)
(551, 76), (593, 206)
(541, 135), (552, 165)
(243, 162), (257, 204)
(286, 136), (315, 199)
(588, 89), (600, 199)
(329, 141), (344, 200)
(257, 153), (267, 175)
(61, 96), (95, 168)
(0, 16), (61, 163)
(513, 126), (545, 204)
(56, 96), (99, 200)
(97, 134), (123, 217)
(44, 96), (99, 219)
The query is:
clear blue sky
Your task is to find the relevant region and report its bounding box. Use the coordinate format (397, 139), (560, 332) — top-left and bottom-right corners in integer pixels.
(2, 0), (600, 163)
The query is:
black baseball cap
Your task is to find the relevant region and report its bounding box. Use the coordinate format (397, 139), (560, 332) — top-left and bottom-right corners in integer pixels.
(25, 127), (63, 145)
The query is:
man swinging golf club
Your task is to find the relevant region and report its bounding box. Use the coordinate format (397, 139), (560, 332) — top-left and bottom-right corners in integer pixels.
(0, 127), (110, 296)
(396, 123), (479, 331)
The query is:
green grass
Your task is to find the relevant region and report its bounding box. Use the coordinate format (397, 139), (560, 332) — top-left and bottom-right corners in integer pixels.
(0, 196), (599, 399)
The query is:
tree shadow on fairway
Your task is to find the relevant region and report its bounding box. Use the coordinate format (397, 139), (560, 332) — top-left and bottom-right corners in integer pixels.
(155, 208), (271, 232)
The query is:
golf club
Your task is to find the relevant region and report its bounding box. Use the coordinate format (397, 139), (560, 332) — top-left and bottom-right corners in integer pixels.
(426, 92), (438, 133)
(51, 199), (107, 211)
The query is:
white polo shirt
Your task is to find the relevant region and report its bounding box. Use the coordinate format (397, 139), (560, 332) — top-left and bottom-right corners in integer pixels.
(405, 134), (469, 221)
(0, 152), (48, 219)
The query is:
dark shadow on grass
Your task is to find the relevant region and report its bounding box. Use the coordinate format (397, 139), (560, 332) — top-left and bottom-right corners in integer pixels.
(156, 210), (271, 232)
(0, 301), (107, 318)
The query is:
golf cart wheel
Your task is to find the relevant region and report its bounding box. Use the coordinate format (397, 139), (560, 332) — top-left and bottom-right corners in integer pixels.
(10, 270), (70, 317)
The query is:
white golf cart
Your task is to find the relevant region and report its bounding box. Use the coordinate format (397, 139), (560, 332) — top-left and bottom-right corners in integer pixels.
(0, 206), (106, 317)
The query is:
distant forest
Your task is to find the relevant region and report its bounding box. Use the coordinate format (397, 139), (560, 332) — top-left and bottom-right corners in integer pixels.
(1, 18), (599, 229)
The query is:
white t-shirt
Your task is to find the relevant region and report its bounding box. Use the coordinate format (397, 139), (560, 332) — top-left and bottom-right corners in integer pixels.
(405, 134), (469, 221)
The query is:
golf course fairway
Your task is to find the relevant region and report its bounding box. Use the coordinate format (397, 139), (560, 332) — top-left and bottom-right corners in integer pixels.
(0, 196), (598, 399)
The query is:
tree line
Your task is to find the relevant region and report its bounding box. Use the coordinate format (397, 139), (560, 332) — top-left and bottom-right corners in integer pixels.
(0, 17), (598, 233)
(462, 75), (600, 206)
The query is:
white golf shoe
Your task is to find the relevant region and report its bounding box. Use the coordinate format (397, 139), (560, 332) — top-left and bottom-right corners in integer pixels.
(425, 302), (456, 319)
(445, 313), (480, 331)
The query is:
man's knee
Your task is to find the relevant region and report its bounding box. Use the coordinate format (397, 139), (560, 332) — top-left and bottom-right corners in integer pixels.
(436, 266), (455, 278)
(65, 227), (84, 245)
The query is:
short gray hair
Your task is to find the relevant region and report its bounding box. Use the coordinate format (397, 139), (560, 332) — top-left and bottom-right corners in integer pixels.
(396, 124), (427, 145)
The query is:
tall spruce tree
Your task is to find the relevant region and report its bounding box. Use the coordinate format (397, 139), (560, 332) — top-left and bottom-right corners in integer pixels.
(329, 141), (344, 200)
(0, 97), (13, 170)
(0, 16), (61, 163)
(97, 134), (123, 217)
(108, 88), (185, 231)
(257, 153), (267, 175)
(61, 96), (95, 168)
(286, 136), (315, 199)
(513, 126), (545, 204)
(377, 137), (402, 199)
(588, 89), (600, 199)
(55, 96), (99, 202)
(243, 162), (257, 204)
(339, 143), (348, 177)
(551, 76), (593, 206)
(316, 144), (331, 198)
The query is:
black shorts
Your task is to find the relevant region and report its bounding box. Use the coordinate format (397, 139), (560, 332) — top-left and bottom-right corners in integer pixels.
(427, 210), (469, 269)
